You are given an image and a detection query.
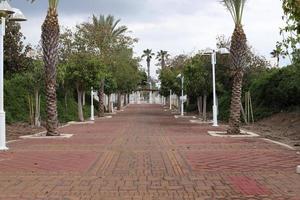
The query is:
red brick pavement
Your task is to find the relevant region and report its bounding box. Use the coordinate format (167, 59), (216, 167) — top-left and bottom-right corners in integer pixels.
(0, 104), (300, 199)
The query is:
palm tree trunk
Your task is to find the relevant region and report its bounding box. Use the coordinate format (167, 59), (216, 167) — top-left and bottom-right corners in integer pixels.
(227, 71), (244, 134)
(98, 79), (105, 117)
(227, 25), (247, 135)
(42, 8), (60, 136)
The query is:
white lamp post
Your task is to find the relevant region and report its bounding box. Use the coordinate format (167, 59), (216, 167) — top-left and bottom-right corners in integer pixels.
(0, 1), (26, 151)
(169, 89), (172, 110)
(203, 47), (229, 127)
(90, 87), (94, 121)
(177, 73), (184, 116)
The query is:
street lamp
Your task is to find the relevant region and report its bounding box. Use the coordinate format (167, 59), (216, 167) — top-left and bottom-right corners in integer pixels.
(203, 47), (229, 127)
(177, 73), (184, 116)
(0, 1), (27, 151)
(90, 87), (94, 121)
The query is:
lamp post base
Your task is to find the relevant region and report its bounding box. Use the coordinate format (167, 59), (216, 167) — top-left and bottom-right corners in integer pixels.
(0, 111), (8, 151)
(212, 105), (218, 127)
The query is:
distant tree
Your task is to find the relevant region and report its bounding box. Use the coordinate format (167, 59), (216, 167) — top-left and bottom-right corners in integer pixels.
(156, 50), (170, 69)
(142, 49), (155, 88)
(104, 74), (117, 113)
(4, 21), (31, 76)
(184, 54), (211, 121)
(81, 15), (127, 117)
(66, 54), (102, 121)
(24, 60), (44, 127)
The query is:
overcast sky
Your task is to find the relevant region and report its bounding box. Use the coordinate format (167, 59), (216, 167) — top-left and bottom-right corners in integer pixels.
(11, 0), (285, 77)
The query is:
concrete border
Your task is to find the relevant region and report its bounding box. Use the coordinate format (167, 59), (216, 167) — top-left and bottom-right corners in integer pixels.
(174, 115), (197, 119)
(190, 120), (213, 124)
(261, 138), (295, 150)
(68, 121), (95, 125)
(96, 116), (113, 119)
(20, 133), (73, 139)
(208, 130), (260, 138)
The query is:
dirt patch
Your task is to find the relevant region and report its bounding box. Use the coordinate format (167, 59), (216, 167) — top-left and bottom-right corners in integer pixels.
(243, 112), (300, 150)
(6, 123), (46, 141)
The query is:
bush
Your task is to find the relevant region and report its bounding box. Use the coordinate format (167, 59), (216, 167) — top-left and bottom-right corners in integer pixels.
(4, 74), (91, 124)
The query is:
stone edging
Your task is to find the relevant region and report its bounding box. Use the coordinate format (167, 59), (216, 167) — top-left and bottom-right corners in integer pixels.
(207, 130), (260, 138)
(20, 133), (73, 139)
(174, 115), (197, 119)
(261, 138), (295, 150)
(190, 120), (213, 124)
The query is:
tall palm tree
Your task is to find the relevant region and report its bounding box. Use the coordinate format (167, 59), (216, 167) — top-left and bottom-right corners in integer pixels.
(142, 49), (155, 88)
(156, 50), (169, 69)
(82, 15), (127, 117)
(271, 46), (281, 67)
(222, 0), (248, 135)
(39, 0), (60, 136)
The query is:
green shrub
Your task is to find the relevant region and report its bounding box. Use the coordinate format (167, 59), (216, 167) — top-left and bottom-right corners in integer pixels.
(4, 75), (92, 124)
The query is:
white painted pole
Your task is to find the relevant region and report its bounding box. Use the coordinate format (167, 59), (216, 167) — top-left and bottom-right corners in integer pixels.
(0, 17), (7, 150)
(169, 90), (172, 110)
(212, 51), (218, 127)
(90, 87), (94, 121)
(181, 76), (184, 116)
(149, 85), (152, 104)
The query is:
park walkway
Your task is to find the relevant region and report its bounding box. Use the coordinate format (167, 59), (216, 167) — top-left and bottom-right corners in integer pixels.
(0, 104), (300, 200)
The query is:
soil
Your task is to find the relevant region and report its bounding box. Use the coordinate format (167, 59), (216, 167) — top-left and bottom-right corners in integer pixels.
(243, 111), (300, 150)
(6, 123), (46, 141)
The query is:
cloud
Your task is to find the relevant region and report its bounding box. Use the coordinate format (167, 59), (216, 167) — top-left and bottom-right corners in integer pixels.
(11, 0), (286, 77)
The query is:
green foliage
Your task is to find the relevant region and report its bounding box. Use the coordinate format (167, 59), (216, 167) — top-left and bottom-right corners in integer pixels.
(276, 0), (300, 63)
(4, 74), (30, 123)
(183, 54), (211, 97)
(66, 53), (103, 91)
(159, 68), (181, 96)
(4, 21), (31, 77)
(4, 74), (90, 124)
(250, 65), (300, 111)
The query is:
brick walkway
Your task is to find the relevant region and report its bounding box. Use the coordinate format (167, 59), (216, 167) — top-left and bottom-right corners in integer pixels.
(1, 104), (300, 200)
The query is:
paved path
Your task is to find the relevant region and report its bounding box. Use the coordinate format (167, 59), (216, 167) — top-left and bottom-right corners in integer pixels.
(1, 104), (300, 200)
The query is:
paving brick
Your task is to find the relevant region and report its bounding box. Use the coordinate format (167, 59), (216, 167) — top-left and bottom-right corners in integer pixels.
(0, 104), (299, 199)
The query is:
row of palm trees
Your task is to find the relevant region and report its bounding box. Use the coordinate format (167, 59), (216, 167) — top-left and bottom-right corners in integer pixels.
(142, 49), (170, 85)
(35, 0), (248, 136)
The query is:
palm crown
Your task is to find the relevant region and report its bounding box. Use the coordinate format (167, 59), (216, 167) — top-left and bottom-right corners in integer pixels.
(82, 15), (127, 54)
(156, 50), (169, 61)
(142, 49), (155, 62)
(222, 0), (247, 25)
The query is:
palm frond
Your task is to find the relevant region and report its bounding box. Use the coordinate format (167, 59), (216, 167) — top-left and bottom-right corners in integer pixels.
(49, 0), (59, 9)
(221, 0), (246, 25)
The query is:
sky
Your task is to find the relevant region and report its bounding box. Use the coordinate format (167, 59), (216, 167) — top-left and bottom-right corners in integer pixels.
(10, 0), (286, 78)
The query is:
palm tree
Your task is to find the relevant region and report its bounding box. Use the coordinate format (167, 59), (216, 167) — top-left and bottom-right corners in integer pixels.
(271, 45), (282, 67)
(222, 0), (248, 135)
(38, 0), (60, 136)
(156, 50), (169, 69)
(82, 15), (127, 117)
(142, 49), (155, 89)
